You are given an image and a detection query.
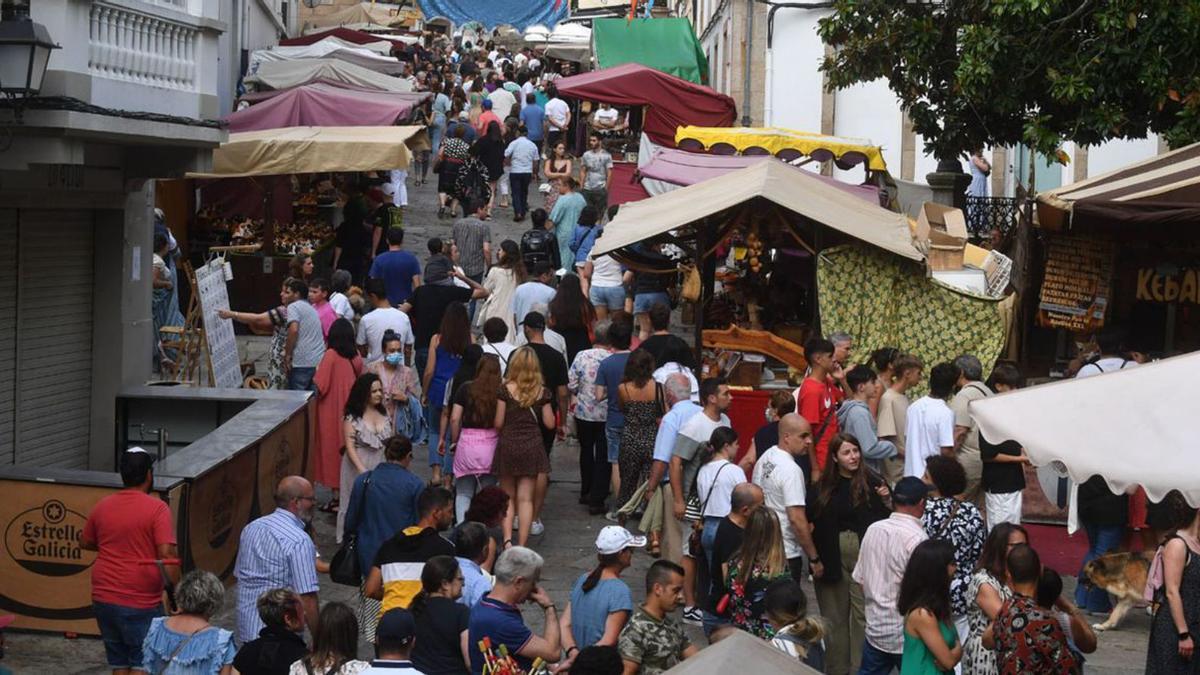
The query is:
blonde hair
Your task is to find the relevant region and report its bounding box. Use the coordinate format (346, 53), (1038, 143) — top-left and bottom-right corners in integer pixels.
(731, 508), (787, 585)
(505, 347), (545, 408)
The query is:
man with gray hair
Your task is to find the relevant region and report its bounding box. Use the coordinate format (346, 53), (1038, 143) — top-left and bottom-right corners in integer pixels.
(468, 547), (562, 674)
(949, 354), (990, 504)
(644, 374), (702, 566)
(232, 589), (308, 675)
(829, 330), (855, 396)
(234, 476), (320, 644)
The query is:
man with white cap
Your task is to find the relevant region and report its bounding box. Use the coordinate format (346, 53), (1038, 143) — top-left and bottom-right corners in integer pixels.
(560, 527), (645, 665)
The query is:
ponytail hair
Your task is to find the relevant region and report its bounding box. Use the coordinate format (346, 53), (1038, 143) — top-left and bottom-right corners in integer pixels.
(700, 426), (739, 466)
(581, 552), (624, 593)
(410, 555), (460, 617)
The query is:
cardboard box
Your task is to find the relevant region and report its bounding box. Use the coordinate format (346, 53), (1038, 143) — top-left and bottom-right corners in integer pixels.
(915, 202), (968, 271)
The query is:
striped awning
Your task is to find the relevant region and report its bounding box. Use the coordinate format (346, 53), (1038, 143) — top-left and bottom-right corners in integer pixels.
(1037, 141), (1200, 229)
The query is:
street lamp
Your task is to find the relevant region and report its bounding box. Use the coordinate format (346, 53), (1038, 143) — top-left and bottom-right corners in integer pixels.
(0, 4), (60, 118)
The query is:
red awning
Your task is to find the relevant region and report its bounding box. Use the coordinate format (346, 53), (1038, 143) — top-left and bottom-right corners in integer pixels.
(555, 64), (736, 147)
(608, 162), (651, 206)
(279, 28), (390, 47)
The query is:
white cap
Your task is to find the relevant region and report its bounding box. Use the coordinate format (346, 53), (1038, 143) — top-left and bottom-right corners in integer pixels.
(595, 526), (646, 555)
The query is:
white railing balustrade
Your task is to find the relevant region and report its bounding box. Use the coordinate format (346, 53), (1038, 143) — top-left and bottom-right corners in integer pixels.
(88, 2), (199, 91)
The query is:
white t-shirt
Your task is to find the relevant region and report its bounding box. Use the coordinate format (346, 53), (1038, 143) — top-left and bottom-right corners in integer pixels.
(480, 340), (517, 375)
(356, 307), (414, 364)
(696, 459), (745, 518)
(752, 445), (808, 559)
(653, 363), (699, 402)
(1075, 356), (1137, 379)
(903, 396), (955, 478)
(329, 292), (354, 321)
(545, 98), (569, 128)
(589, 254), (624, 286)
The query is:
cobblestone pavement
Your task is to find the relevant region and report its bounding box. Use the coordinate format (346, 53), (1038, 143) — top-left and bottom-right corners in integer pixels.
(4, 176), (1153, 673)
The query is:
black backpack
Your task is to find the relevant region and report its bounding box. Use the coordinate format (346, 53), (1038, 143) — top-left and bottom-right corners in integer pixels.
(521, 228), (560, 270)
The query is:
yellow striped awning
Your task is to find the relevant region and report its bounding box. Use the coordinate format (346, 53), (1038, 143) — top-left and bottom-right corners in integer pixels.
(675, 126), (888, 172)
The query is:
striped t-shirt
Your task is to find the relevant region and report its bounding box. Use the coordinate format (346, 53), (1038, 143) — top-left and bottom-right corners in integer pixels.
(372, 526), (456, 615)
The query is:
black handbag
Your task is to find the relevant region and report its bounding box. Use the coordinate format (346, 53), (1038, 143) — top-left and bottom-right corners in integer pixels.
(329, 471), (372, 586)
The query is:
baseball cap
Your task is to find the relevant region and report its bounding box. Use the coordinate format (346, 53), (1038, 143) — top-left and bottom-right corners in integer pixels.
(892, 476), (931, 506)
(482, 98), (493, 110)
(520, 311), (546, 330)
(596, 526), (646, 555)
(376, 608), (416, 644)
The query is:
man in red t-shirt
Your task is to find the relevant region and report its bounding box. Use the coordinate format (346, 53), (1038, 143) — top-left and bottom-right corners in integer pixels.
(795, 338), (843, 475)
(82, 448), (178, 675)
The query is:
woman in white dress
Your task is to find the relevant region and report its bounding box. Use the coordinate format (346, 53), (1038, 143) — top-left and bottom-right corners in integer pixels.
(475, 239), (527, 337)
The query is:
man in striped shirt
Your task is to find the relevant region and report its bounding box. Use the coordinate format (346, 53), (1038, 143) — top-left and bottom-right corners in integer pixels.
(853, 476), (930, 674)
(365, 486), (456, 615)
(234, 476), (321, 645)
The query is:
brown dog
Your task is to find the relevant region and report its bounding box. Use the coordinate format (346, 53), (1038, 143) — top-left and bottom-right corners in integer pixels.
(1082, 551), (1151, 631)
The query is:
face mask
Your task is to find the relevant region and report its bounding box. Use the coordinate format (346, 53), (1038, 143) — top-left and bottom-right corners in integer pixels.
(385, 353), (404, 366)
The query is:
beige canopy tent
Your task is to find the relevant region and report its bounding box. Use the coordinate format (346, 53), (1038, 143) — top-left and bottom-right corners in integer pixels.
(244, 59), (412, 92)
(248, 43), (405, 75)
(663, 629), (820, 674)
(591, 159), (921, 260)
(191, 126), (426, 178)
(971, 352), (1200, 507)
(301, 2), (402, 34)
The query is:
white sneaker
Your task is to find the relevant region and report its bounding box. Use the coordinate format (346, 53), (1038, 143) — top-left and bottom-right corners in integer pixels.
(682, 606), (703, 625)
(530, 520), (545, 536)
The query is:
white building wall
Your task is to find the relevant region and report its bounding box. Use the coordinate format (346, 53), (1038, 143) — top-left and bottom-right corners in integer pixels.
(1086, 136), (1160, 179)
(832, 79), (902, 182)
(762, 8), (824, 139)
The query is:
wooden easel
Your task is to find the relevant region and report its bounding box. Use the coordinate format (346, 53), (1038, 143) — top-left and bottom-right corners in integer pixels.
(159, 260), (214, 386)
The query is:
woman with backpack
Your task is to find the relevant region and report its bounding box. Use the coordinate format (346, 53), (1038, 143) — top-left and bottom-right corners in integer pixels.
(1146, 493), (1200, 673)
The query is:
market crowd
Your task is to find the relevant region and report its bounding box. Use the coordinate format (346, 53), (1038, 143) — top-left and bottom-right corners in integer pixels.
(74, 28), (1200, 675)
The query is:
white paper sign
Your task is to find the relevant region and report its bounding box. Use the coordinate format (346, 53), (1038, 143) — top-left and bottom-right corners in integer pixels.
(195, 259), (244, 388)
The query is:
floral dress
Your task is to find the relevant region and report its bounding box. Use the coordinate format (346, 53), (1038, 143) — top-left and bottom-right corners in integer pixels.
(963, 570), (1013, 675)
(617, 384), (662, 507)
(1146, 536), (1200, 674)
(337, 413), (394, 543)
(266, 306), (288, 389)
(727, 558), (790, 639)
(923, 496), (986, 617)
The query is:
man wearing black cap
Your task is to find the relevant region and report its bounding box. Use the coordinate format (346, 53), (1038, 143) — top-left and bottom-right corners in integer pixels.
(852, 476), (930, 674)
(364, 609), (422, 674)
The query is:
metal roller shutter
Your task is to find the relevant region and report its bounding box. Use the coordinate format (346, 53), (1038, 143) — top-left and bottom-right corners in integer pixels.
(0, 210), (15, 465)
(15, 211), (94, 468)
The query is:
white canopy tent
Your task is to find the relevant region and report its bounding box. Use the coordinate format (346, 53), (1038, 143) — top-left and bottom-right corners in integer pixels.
(248, 43), (404, 75)
(971, 352), (1200, 509)
(243, 59), (412, 93)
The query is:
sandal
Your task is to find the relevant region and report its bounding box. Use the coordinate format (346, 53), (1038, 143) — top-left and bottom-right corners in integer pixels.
(648, 532), (661, 558)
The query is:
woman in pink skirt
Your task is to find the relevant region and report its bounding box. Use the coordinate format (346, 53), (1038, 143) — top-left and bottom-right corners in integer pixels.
(449, 355), (504, 523)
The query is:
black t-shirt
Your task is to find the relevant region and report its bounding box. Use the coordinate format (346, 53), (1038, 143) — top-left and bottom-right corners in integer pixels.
(639, 334), (696, 369)
(754, 422), (779, 456)
(697, 517), (745, 613)
(372, 204), (405, 256)
(528, 342), (568, 408)
(980, 436), (1026, 495)
(232, 625), (309, 675)
(1078, 475), (1128, 527)
(412, 596), (471, 675)
(409, 284), (474, 349)
(453, 380), (496, 429)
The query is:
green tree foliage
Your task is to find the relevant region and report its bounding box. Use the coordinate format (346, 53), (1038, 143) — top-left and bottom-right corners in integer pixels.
(818, 0), (1200, 163)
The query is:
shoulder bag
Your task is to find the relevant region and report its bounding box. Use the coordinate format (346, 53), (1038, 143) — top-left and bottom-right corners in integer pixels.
(329, 471), (373, 586)
(687, 462), (732, 552)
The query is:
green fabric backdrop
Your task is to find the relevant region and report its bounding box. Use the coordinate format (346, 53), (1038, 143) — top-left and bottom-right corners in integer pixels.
(592, 18), (709, 84)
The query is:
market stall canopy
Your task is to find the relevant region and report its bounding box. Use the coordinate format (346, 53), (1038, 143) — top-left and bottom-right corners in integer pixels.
(663, 629), (820, 674)
(971, 352), (1200, 505)
(238, 79), (394, 104)
(192, 126), (424, 178)
(280, 28), (394, 52)
(676, 126), (888, 172)
(555, 64), (736, 147)
(1037, 141), (1200, 230)
(300, 2), (403, 33)
(417, 0), (568, 31)
(225, 84), (429, 132)
(592, 159), (921, 260)
(640, 147), (882, 203)
(244, 59), (413, 92)
(591, 18), (708, 84)
(248, 43), (404, 75)
(608, 162), (652, 206)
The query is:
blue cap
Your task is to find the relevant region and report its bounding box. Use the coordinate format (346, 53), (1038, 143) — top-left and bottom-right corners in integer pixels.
(376, 608), (416, 644)
(482, 98), (493, 110)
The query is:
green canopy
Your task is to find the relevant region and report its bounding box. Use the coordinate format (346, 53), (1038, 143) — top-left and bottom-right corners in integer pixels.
(591, 18), (709, 84)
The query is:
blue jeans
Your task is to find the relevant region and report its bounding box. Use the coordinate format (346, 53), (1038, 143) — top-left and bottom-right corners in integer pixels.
(701, 610), (729, 638)
(94, 601), (163, 668)
(288, 366), (316, 391)
(605, 424), (622, 464)
(858, 640), (903, 675)
(589, 284), (625, 310)
(430, 117), (446, 154)
(701, 516), (722, 568)
(1075, 522), (1123, 612)
(427, 402), (453, 472)
(634, 291), (671, 314)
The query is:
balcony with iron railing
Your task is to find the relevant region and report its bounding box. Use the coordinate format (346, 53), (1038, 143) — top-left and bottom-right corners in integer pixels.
(964, 195), (1022, 243)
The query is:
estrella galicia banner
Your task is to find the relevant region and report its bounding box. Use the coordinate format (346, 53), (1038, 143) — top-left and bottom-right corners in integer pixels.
(418, 0), (569, 31)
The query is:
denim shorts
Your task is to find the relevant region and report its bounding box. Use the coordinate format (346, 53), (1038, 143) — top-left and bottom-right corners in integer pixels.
(633, 292), (671, 314)
(589, 284), (625, 310)
(94, 601), (163, 668)
(605, 424), (622, 464)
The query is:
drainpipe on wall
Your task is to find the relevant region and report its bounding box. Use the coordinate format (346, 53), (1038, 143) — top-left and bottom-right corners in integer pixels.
(741, 0), (752, 126)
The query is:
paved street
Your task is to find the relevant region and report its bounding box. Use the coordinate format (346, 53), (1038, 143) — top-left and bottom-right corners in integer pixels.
(4, 177), (1154, 673)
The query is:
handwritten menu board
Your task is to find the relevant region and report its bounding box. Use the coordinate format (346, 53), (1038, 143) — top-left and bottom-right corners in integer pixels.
(195, 259), (244, 388)
(1037, 234), (1114, 333)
